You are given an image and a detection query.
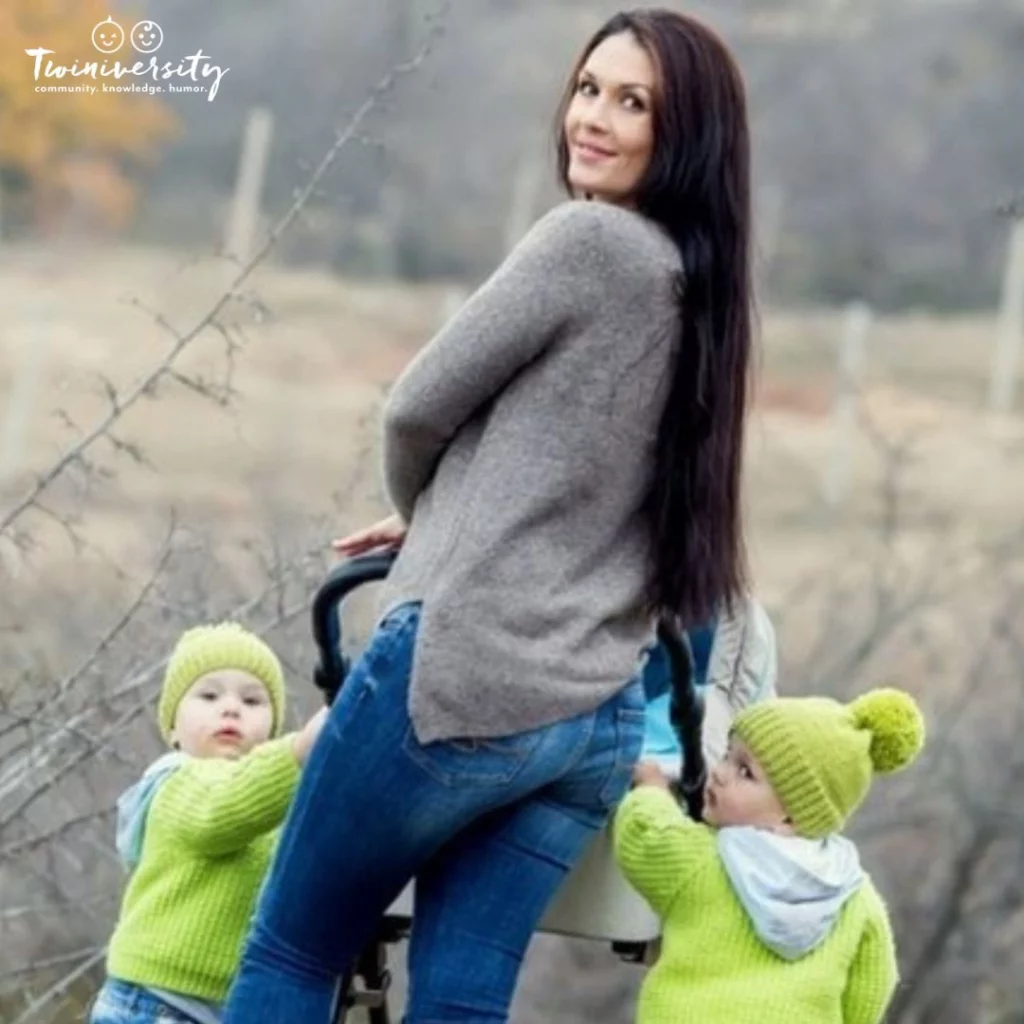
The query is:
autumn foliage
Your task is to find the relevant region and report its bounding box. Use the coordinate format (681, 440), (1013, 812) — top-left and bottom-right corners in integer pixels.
(0, 0), (177, 232)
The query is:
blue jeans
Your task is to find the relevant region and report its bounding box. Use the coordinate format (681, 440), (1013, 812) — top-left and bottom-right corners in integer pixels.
(89, 980), (198, 1024)
(222, 602), (645, 1024)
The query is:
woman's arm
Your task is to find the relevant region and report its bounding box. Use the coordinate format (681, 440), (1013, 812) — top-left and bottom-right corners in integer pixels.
(382, 201), (619, 521)
(149, 735), (301, 857)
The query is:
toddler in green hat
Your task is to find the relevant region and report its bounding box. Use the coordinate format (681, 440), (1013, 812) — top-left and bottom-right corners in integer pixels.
(614, 686), (926, 1024)
(90, 622), (328, 1024)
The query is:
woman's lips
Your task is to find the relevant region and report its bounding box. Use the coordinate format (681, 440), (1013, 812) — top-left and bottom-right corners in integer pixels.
(573, 140), (617, 161)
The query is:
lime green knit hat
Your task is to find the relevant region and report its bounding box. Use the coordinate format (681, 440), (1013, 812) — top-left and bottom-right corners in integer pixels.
(731, 687), (925, 838)
(158, 622), (287, 743)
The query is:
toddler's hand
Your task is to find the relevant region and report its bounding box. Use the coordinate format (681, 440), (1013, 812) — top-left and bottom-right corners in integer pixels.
(632, 760), (671, 789)
(292, 707), (329, 766)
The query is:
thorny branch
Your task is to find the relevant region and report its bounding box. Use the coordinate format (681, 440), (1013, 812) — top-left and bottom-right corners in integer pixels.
(0, 32), (439, 541)
(0, 539), (328, 812)
(0, 806), (114, 863)
(0, 54), (408, 996)
(5, 949), (107, 1024)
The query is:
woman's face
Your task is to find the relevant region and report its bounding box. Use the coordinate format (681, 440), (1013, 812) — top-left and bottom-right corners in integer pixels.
(563, 31), (656, 207)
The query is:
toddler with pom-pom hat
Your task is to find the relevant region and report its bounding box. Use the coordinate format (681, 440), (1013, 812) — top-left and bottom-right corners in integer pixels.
(614, 687), (925, 1024)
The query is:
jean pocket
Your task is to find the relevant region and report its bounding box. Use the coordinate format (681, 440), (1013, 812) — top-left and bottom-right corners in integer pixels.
(350, 602), (420, 698)
(402, 725), (544, 787)
(597, 704), (646, 808)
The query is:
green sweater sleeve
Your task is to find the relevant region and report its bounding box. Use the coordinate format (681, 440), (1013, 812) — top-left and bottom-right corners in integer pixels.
(842, 893), (899, 1024)
(613, 785), (716, 916)
(382, 201), (625, 521)
(149, 735), (300, 857)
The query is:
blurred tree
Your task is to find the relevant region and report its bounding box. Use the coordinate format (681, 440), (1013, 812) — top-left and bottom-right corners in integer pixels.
(0, 0), (177, 233)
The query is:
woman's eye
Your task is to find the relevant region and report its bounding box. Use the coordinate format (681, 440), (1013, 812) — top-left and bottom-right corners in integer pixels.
(623, 94), (646, 111)
(577, 79), (598, 96)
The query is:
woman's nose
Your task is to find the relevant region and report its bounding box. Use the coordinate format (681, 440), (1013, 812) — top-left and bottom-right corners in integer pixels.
(580, 97), (611, 135)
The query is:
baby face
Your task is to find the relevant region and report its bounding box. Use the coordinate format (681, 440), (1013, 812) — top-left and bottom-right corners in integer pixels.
(131, 20), (164, 53)
(702, 737), (794, 834)
(170, 669), (274, 759)
(91, 18), (125, 53)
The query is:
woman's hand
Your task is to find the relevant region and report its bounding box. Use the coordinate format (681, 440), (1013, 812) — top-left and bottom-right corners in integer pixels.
(331, 514), (407, 557)
(632, 760), (672, 790)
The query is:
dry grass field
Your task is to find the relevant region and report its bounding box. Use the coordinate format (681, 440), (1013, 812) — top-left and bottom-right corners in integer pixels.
(2, 241), (1023, 1023)
(1, 240), (1020, 607)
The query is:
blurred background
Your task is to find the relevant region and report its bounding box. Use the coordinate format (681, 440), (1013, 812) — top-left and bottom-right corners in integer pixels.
(1, 0), (1023, 1021)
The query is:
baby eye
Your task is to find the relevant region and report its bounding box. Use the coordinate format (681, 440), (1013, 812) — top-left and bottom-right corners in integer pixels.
(198, 691), (219, 702)
(739, 764), (754, 780)
(243, 695), (265, 707)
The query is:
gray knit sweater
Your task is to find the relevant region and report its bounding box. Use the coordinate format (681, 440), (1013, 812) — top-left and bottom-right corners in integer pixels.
(377, 199), (683, 743)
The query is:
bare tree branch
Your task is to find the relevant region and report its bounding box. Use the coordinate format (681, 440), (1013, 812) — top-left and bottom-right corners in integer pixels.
(0, 945), (105, 983)
(58, 518), (177, 703)
(5, 948), (106, 1024)
(0, 586), (316, 831)
(0, 891), (117, 923)
(0, 31), (439, 540)
(0, 806), (114, 862)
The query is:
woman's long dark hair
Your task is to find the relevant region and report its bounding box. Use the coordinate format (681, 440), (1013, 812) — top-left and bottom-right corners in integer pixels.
(555, 8), (753, 627)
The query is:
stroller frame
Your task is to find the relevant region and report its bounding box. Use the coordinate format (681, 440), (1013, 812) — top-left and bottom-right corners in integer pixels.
(309, 552), (706, 1024)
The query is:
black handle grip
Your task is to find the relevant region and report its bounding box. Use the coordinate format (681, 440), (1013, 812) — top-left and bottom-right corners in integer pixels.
(311, 550), (399, 704)
(657, 617), (706, 822)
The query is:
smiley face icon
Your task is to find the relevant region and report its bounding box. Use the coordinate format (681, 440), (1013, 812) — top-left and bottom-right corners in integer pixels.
(91, 16), (125, 53)
(130, 20), (164, 54)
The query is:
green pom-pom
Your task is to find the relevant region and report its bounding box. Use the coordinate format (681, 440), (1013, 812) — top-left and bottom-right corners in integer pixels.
(849, 687), (925, 774)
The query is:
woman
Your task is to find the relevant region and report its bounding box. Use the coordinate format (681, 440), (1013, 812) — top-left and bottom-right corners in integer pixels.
(223, 9), (754, 1023)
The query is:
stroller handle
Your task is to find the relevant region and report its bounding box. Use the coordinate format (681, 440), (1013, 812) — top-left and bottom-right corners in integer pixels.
(310, 550), (705, 821)
(311, 548), (399, 703)
(658, 619), (706, 822)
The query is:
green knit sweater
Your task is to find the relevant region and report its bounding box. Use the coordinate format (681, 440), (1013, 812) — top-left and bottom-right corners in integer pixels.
(613, 787), (898, 1024)
(106, 736), (300, 1002)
